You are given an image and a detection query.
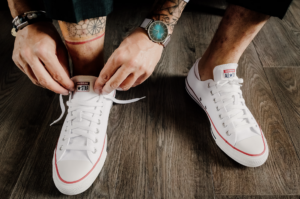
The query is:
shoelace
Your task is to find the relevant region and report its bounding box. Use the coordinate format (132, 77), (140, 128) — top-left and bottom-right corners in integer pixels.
(208, 78), (256, 137)
(50, 93), (145, 152)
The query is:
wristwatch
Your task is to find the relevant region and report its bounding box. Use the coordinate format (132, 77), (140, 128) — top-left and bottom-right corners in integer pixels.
(140, 19), (171, 47)
(11, 11), (52, 37)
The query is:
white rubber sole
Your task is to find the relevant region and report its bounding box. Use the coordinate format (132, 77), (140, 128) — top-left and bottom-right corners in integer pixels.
(185, 78), (269, 167)
(52, 136), (108, 195)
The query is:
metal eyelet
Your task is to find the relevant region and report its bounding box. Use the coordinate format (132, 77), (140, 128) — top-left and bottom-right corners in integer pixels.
(226, 131), (231, 136)
(100, 110), (102, 116)
(60, 145), (63, 151)
(94, 139), (98, 143)
(97, 119), (100, 125)
(213, 98), (216, 103)
(210, 91), (214, 95)
(93, 148), (97, 154)
(208, 83), (210, 88)
(219, 115), (223, 119)
(95, 129), (99, 134)
(216, 106), (219, 111)
(223, 123), (227, 127)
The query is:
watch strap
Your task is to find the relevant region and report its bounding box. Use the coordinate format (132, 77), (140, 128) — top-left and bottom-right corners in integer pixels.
(140, 18), (153, 29)
(162, 35), (171, 48)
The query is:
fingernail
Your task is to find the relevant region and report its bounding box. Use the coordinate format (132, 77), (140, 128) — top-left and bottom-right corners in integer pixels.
(117, 87), (123, 91)
(94, 88), (100, 94)
(63, 91), (69, 96)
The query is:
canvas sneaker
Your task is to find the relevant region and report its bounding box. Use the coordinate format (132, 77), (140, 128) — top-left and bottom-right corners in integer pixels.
(185, 59), (269, 167)
(51, 76), (144, 195)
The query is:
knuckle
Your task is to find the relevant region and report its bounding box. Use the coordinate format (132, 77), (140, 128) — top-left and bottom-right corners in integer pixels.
(115, 53), (125, 63)
(121, 85), (130, 91)
(21, 49), (31, 59)
(52, 72), (62, 82)
(38, 78), (48, 87)
(109, 82), (118, 89)
(35, 44), (49, 57)
(100, 73), (110, 82)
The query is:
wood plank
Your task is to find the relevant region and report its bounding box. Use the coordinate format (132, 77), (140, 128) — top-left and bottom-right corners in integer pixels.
(0, 11), (56, 199)
(192, 10), (300, 195)
(215, 195), (300, 199)
(289, 0), (300, 28)
(252, 6), (300, 67)
(265, 67), (300, 162)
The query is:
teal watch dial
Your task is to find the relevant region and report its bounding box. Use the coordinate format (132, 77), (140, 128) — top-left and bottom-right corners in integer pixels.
(147, 21), (168, 43)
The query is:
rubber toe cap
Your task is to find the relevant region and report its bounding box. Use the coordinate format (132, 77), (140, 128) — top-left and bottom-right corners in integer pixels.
(56, 160), (93, 182)
(235, 135), (265, 155)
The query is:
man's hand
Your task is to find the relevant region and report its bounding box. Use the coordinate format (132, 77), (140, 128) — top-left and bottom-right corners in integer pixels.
(94, 28), (163, 94)
(12, 22), (74, 95)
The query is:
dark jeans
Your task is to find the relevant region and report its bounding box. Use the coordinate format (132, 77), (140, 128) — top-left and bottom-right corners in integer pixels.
(43, 0), (293, 23)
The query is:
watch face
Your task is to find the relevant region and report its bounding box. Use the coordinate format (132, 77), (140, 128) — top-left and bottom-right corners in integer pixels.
(148, 21), (168, 43)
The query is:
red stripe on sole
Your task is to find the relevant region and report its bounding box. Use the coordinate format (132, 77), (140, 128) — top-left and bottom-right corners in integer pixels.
(185, 78), (266, 157)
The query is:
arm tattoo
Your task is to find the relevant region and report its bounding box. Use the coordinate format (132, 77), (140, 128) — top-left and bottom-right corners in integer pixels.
(151, 0), (187, 33)
(65, 17), (106, 38)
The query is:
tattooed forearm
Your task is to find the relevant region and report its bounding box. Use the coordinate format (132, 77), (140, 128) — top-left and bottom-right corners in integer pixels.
(151, 0), (187, 33)
(59, 17), (106, 41)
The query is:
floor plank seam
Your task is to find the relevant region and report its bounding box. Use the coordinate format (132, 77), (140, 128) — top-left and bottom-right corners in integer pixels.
(209, 164), (217, 199)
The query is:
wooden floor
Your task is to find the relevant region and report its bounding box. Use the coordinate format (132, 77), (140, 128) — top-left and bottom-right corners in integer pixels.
(1, 0), (300, 198)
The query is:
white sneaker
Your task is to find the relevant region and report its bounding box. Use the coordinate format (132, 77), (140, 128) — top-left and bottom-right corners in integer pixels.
(185, 59), (269, 167)
(51, 76), (144, 195)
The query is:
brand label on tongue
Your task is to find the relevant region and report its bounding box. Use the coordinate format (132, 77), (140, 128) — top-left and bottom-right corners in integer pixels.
(76, 82), (90, 92)
(223, 69), (236, 78)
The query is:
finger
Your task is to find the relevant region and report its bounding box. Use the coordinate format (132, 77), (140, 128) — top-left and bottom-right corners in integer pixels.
(22, 63), (41, 86)
(28, 58), (69, 95)
(132, 73), (149, 87)
(94, 50), (124, 93)
(12, 53), (25, 73)
(38, 49), (74, 91)
(118, 73), (140, 91)
(101, 65), (132, 94)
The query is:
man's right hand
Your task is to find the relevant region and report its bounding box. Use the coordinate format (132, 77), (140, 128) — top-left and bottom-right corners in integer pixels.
(12, 22), (74, 95)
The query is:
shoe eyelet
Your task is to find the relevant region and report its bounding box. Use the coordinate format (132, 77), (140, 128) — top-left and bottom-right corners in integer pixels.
(60, 145), (63, 151)
(210, 91), (214, 96)
(97, 119), (100, 125)
(95, 129), (99, 134)
(94, 139), (98, 143)
(226, 131), (231, 136)
(216, 106), (219, 111)
(93, 148), (97, 154)
(208, 83), (210, 88)
(213, 98), (216, 103)
(223, 123), (227, 127)
(219, 115), (223, 119)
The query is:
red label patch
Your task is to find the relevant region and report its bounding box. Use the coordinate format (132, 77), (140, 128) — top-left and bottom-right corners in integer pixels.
(224, 69), (235, 73)
(76, 82), (90, 92)
(223, 69), (236, 78)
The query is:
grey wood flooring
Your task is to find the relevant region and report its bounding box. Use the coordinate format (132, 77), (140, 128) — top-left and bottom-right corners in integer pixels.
(1, 0), (300, 198)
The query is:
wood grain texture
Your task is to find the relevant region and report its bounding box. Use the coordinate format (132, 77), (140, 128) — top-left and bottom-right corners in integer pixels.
(215, 196), (300, 199)
(252, 3), (300, 67)
(265, 67), (300, 162)
(0, 11), (56, 199)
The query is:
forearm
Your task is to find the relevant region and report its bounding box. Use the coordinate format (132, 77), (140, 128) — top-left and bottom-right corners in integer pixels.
(150, 0), (187, 34)
(7, 0), (44, 18)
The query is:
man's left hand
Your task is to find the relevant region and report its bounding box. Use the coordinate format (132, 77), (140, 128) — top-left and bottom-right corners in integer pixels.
(94, 28), (163, 94)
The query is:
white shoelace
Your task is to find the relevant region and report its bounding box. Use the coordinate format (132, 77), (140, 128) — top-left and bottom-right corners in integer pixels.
(50, 93), (145, 152)
(209, 78), (256, 137)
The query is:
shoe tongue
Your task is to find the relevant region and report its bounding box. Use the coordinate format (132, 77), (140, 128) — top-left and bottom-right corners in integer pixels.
(72, 76), (98, 100)
(213, 63), (238, 82)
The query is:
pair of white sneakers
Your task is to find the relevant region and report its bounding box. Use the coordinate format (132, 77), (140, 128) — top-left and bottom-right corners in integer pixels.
(51, 59), (268, 195)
